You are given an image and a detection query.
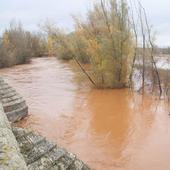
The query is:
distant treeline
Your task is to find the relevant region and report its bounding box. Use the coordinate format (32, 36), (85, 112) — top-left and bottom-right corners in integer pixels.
(0, 22), (48, 68)
(0, 0), (167, 93)
(157, 47), (170, 55)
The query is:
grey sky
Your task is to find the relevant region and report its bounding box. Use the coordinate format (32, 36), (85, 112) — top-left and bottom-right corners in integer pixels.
(0, 0), (170, 46)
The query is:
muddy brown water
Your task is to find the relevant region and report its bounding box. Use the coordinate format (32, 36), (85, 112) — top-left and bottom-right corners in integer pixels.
(1, 57), (170, 170)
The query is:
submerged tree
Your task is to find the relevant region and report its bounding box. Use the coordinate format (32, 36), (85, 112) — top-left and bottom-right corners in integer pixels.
(83, 0), (133, 88)
(128, 0), (162, 95)
(44, 0), (134, 88)
(73, 0), (134, 88)
(43, 0), (162, 93)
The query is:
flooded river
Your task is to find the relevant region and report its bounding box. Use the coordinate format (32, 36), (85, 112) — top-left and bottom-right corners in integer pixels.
(1, 57), (170, 170)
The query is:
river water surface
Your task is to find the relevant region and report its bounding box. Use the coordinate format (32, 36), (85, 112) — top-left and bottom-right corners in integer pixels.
(0, 57), (170, 170)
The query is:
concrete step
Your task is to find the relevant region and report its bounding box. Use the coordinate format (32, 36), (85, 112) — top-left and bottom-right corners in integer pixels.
(27, 148), (65, 170)
(68, 159), (90, 170)
(16, 132), (45, 153)
(1, 91), (19, 99)
(0, 77), (5, 83)
(3, 98), (26, 113)
(53, 153), (76, 170)
(0, 88), (16, 96)
(25, 140), (56, 165)
(13, 128), (90, 170)
(6, 105), (28, 122)
(1, 94), (22, 104)
(0, 78), (28, 122)
(0, 83), (11, 90)
(2, 95), (22, 103)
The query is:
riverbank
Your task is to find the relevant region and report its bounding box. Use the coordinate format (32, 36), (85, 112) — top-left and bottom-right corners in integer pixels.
(0, 103), (27, 170)
(0, 77), (90, 170)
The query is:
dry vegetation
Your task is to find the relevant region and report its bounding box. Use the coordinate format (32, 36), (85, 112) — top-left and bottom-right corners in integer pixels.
(43, 0), (162, 92)
(0, 22), (48, 68)
(44, 0), (134, 89)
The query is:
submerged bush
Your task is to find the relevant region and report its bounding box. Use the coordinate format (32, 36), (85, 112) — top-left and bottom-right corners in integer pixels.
(78, 0), (134, 88)
(46, 0), (134, 88)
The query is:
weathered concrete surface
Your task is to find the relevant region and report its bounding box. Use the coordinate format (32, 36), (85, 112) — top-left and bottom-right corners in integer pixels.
(0, 103), (28, 170)
(0, 77), (28, 122)
(13, 127), (90, 170)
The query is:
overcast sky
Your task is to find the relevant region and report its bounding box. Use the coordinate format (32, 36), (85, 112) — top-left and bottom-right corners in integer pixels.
(0, 0), (170, 47)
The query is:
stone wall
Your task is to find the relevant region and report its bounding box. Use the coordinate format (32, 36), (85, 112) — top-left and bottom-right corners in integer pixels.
(0, 103), (28, 170)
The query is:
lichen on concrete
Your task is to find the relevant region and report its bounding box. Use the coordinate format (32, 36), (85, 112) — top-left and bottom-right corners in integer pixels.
(0, 103), (28, 170)
(13, 127), (90, 170)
